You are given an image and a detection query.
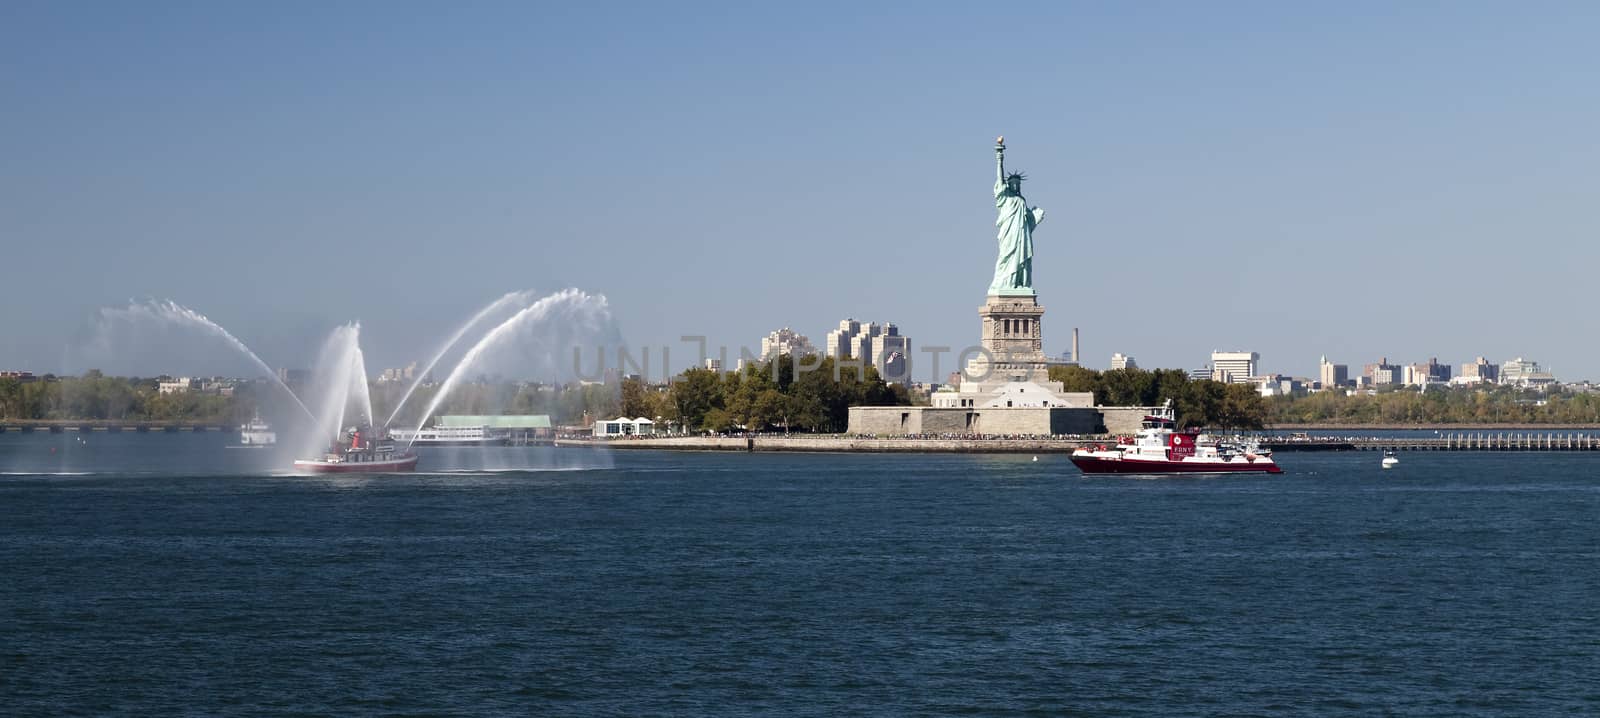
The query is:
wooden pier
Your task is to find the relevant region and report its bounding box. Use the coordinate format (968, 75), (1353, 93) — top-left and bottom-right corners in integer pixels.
(1265, 433), (1600, 452)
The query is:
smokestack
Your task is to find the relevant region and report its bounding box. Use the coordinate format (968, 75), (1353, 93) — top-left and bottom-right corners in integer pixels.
(1072, 327), (1080, 363)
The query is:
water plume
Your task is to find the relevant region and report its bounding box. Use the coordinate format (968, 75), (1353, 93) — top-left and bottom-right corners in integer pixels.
(408, 289), (620, 447)
(88, 299), (313, 421)
(296, 323), (373, 462)
(382, 289), (536, 428)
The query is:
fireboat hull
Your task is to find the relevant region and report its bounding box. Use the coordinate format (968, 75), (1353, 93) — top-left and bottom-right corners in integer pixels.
(1070, 454), (1282, 475)
(292, 454), (419, 474)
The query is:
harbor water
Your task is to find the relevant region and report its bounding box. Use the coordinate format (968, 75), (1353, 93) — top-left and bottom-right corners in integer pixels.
(1, 433), (1596, 715)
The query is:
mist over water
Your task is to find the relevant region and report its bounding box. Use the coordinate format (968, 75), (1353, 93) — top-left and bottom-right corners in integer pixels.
(408, 289), (621, 446)
(43, 290), (620, 472)
(383, 289), (536, 428)
(77, 299), (313, 421)
(294, 323), (372, 464)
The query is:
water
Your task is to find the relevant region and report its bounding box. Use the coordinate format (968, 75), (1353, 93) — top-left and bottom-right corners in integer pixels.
(2, 436), (1597, 715)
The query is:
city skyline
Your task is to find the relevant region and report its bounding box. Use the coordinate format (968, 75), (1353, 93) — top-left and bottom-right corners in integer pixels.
(4, 4), (1599, 380)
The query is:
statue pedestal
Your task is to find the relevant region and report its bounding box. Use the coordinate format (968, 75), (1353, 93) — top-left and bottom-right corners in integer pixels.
(963, 294), (1057, 389)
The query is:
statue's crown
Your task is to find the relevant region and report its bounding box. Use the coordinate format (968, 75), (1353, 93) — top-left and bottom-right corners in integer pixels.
(1006, 171), (1026, 183)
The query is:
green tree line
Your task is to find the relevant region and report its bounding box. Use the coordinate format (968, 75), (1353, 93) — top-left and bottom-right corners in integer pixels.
(619, 356), (910, 433)
(1266, 384), (1600, 425)
(1046, 366), (1269, 429)
(0, 372), (249, 423)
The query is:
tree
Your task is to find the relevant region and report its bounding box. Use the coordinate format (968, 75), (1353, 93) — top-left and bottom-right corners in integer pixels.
(1048, 365), (1103, 399)
(668, 368), (723, 430)
(619, 377), (652, 418)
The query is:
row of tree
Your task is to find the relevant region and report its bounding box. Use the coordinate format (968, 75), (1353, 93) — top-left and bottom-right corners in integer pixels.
(1046, 366), (1270, 429)
(0, 372), (247, 423)
(620, 357), (910, 433)
(1267, 384), (1600, 425)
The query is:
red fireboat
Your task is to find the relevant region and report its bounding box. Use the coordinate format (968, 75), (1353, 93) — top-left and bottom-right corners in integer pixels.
(1070, 404), (1281, 475)
(293, 424), (419, 473)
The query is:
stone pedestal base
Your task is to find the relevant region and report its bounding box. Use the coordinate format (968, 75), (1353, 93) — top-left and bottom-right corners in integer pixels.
(964, 294), (1056, 388)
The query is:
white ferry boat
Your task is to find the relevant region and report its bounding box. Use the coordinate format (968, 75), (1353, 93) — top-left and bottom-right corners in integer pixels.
(238, 412), (276, 447)
(1070, 404), (1282, 475)
(388, 425), (506, 447)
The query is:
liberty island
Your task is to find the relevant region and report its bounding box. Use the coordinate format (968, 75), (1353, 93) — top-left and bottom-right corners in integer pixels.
(846, 137), (1153, 437)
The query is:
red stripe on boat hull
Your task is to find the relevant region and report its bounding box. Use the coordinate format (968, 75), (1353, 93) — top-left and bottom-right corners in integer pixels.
(292, 454), (419, 473)
(1070, 455), (1282, 475)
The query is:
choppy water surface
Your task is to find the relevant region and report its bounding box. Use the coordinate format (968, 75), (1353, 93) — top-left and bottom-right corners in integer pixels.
(1, 434), (1596, 715)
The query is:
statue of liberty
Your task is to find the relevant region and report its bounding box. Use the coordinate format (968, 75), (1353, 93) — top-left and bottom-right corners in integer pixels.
(989, 136), (1045, 295)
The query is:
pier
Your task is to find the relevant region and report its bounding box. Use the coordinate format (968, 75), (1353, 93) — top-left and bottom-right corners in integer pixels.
(0, 421), (235, 434)
(1265, 433), (1600, 452)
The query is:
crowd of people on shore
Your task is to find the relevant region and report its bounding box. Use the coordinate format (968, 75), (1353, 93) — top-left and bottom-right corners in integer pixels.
(846, 433), (1092, 441)
(564, 431), (1098, 441)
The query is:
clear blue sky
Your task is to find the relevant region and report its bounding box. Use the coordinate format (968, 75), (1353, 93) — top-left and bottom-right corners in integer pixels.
(4, 1), (1597, 380)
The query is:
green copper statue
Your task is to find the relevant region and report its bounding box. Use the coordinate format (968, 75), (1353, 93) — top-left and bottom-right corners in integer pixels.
(989, 136), (1045, 296)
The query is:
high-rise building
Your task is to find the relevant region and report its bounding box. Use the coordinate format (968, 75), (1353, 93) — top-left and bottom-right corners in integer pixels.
(875, 324), (911, 383)
(1211, 351), (1259, 384)
(825, 319), (911, 383)
(1363, 357), (1400, 385)
(1459, 357), (1499, 384)
(1318, 356), (1348, 388)
(759, 328), (817, 361)
(1403, 358), (1451, 386)
(1110, 353), (1137, 370)
(824, 319), (862, 359)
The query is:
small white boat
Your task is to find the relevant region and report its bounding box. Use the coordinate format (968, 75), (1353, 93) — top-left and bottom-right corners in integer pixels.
(1381, 451), (1399, 469)
(239, 412), (276, 447)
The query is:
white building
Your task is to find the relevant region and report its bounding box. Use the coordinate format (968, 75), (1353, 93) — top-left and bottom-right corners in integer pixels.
(824, 319), (862, 359)
(1319, 356), (1349, 389)
(1501, 357), (1557, 388)
(759, 328), (818, 361)
(158, 377), (199, 395)
(1211, 351), (1259, 384)
(594, 416), (658, 437)
(1110, 353), (1137, 370)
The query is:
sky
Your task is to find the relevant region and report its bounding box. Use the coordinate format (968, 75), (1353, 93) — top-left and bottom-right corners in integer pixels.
(3, 1), (1598, 381)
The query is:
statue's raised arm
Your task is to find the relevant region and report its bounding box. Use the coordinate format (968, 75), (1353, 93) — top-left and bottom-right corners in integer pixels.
(995, 137), (1007, 196)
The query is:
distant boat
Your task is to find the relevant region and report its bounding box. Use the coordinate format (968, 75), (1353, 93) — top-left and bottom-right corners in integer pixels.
(389, 425), (507, 447)
(238, 412), (275, 447)
(1381, 451), (1399, 469)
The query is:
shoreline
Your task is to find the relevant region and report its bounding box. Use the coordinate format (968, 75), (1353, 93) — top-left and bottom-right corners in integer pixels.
(559, 436), (1095, 454)
(1268, 423), (1600, 430)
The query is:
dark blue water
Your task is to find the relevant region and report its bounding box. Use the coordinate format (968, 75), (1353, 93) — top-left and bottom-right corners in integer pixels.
(2, 434), (1597, 716)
